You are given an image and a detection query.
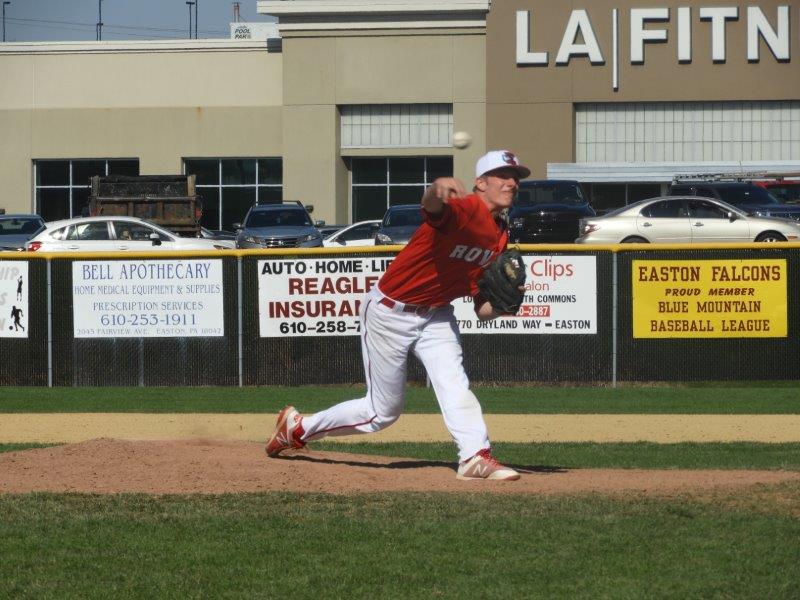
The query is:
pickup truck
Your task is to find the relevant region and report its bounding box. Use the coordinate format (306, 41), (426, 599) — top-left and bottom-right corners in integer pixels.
(88, 174), (202, 237)
(509, 180), (594, 244)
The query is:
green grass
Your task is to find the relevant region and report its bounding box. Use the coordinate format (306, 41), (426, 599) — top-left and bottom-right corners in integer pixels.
(3, 441), (800, 471)
(0, 491), (797, 599)
(315, 441), (800, 471)
(0, 443), (56, 454)
(0, 385), (799, 413)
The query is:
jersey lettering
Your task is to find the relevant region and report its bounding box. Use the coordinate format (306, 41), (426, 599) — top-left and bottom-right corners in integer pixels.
(379, 194), (508, 306)
(449, 246), (494, 266)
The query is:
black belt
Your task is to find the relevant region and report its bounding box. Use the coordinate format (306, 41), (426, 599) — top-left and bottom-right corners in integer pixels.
(378, 297), (432, 316)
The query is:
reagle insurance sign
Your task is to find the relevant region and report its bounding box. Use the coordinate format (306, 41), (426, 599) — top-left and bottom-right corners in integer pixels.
(516, 5), (791, 90)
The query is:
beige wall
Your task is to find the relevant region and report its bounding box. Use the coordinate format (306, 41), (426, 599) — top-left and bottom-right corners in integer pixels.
(0, 48), (283, 214)
(282, 105), (345, 225)
(1, 34), (488, 220)
(486, 103), (574, 179)
(283, 32), (486, 105)
(486, 0), (800, 176)
(4, 3), (800, 218)
(453, 101), (487, 183)
(282, 32), (486, 219)
(0, 50), (282, 109)
(0, 109), (33, 212)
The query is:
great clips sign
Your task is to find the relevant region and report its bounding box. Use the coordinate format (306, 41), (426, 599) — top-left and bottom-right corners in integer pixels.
(516, 5), (791, 90)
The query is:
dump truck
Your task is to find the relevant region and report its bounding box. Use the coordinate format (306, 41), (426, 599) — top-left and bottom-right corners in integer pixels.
(88, 174), (202, 237)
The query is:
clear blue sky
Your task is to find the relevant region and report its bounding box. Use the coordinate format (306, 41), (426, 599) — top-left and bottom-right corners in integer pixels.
(2, 0), (275, 42)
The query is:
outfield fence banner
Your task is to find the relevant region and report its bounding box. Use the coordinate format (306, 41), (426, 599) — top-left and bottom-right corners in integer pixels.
(616, 247), (799, 382)
(452, 255), (598, 334)
(0, 261), (28, 338)
(632, 259), (787, 338)
(257, 256), (386, 337)
(1, 244), (799, 386)
(72, 259), (225, 338)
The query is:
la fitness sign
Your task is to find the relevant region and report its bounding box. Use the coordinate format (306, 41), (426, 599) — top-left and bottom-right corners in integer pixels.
(516, 5), (791, 89)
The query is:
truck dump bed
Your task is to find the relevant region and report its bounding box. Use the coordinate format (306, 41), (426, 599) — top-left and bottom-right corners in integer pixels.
(88, 175), (201, 236)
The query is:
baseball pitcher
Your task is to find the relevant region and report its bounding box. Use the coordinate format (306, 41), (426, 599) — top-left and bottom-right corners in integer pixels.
(266, 150), (529, 480)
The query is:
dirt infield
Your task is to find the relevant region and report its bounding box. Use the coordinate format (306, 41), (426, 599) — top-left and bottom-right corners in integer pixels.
(1, 438), (798, 496)
(3, 414), (798, 496)
(3, 413), (800, 443)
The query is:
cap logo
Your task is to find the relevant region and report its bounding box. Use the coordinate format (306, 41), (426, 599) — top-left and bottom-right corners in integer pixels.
(502, 152), (518, 166)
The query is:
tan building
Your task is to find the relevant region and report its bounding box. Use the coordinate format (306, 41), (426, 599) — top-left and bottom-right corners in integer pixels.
(0, 0), (798, 228)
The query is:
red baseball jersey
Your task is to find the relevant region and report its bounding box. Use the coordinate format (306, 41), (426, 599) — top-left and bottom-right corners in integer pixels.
(378, 194), (508, 307)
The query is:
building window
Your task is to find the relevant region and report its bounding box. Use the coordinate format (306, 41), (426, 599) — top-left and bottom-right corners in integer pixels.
(341, 105), (453, 148)
(350, 156), (452, 221)
(576, 101), (800, 163)
(184, 158), (282, 230)
(34, 159), (139, 221)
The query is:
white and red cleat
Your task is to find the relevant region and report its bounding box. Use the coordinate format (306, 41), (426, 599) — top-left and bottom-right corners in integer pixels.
(456, 448), (520, 481)
(265, 405), (306, 457)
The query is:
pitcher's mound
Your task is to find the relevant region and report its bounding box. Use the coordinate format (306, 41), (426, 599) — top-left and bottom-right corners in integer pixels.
(1, 439), (797, 495)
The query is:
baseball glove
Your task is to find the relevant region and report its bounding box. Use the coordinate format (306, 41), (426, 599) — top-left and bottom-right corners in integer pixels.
(477, 249), (526, 315)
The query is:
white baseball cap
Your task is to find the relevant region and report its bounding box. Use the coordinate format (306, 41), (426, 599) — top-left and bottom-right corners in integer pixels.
(475, 150), (531, 179)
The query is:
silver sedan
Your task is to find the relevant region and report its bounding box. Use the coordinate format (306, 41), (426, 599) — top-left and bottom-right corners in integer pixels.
(575, 196), (800, 244)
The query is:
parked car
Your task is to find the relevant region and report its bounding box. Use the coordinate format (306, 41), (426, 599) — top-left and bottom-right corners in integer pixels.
(234, 203), (323, 249)
(25, 216), (230, 252)
(753, 179), (800, 205)
(322, 220), (381, 247)
(668, 181), (800, 221)
(575, 196), (800, 244)
(318, 224), (346, 238)
(0, 214), (45, 250)
(199, 227), (237, 249)
(509, 180), (594, 243)
(374, 204), (424, 245)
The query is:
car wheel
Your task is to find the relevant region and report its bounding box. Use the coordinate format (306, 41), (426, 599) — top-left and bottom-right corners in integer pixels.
(755, 232), (786, 243)
(621, 236), (648, 244)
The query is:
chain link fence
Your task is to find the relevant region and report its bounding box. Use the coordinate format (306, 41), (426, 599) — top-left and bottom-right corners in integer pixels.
(1, 246), (797, 386)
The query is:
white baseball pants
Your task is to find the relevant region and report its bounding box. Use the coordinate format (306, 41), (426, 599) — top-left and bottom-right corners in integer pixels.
(300, 287), (490, 462)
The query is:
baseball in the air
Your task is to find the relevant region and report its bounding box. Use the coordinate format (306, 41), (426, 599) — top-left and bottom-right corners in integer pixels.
(452, 131), (472, 149)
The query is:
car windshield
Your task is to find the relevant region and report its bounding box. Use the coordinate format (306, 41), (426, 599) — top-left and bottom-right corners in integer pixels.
(515, 182), (585, 207)
(384, 208), (423, 227)
(246, 209), (311, 228)
(0, 217), (43, 236)
(765, 184), (800, 203)
(716, 185), (780, 206)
